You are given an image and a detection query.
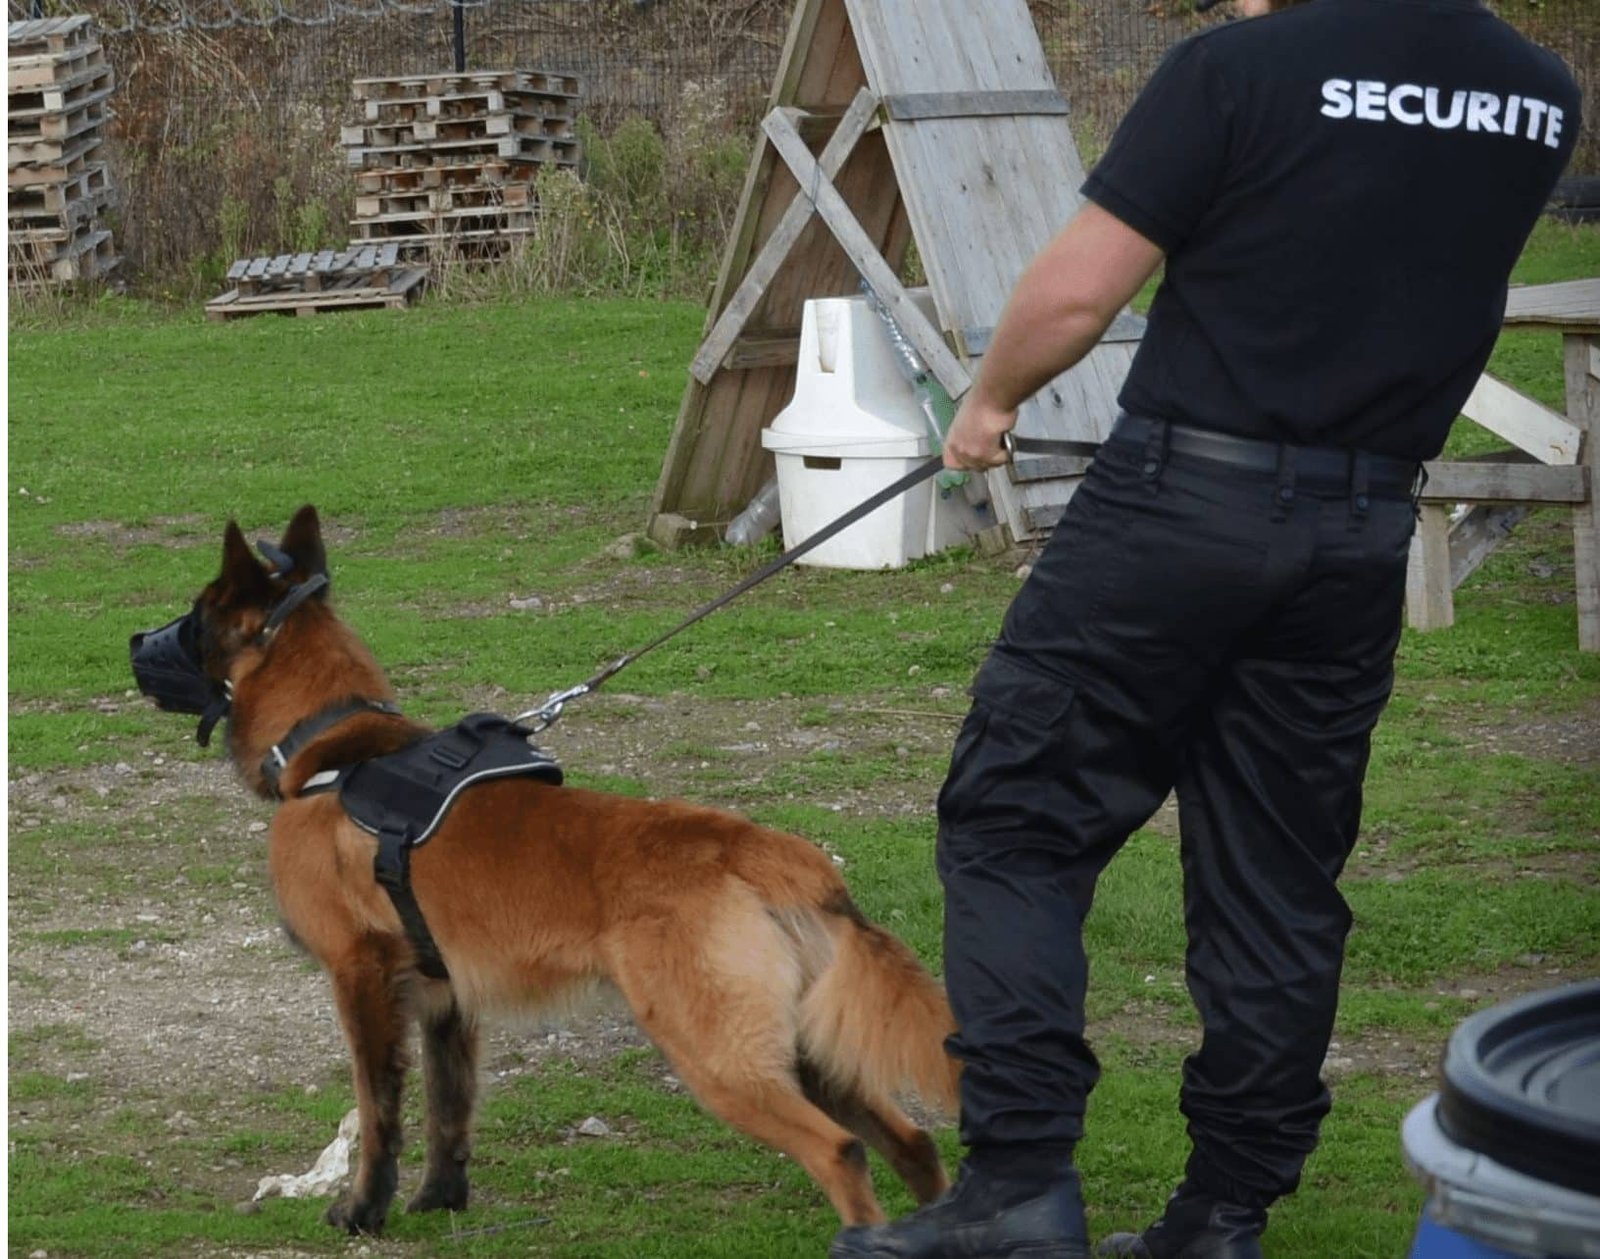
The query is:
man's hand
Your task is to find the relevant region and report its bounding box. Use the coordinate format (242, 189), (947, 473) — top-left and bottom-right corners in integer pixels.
(944, 394), (1017, 470)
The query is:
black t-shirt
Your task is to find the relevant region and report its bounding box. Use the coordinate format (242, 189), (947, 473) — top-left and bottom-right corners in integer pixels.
(1082, 0), (1581, 460)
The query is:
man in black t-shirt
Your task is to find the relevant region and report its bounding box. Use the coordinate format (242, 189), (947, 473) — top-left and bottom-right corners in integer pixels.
(831, 2), (1579, 1258)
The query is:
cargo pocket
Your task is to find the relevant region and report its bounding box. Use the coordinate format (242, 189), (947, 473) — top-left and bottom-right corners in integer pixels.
(937, 651), (1080, 836)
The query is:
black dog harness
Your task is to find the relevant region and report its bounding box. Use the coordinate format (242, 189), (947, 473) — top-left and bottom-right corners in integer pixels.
(299, 713), (564, 980)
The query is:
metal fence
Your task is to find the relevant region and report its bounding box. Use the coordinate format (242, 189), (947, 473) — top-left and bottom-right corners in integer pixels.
(9, 0), (1597, 279)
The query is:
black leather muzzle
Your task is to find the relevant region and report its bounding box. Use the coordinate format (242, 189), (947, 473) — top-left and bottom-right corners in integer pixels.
(129, 604), (230, 745)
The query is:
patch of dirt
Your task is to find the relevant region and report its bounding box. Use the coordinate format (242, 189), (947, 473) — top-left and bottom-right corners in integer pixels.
(1454, 698), (1600, 767)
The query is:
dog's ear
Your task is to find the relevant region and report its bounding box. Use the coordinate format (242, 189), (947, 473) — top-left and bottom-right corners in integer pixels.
(219, 521), (274, 606)
(278, 505), (329, 584)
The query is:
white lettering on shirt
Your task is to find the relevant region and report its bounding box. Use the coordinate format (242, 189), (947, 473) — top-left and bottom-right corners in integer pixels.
(1320, 78), (1562, 146)
(1466, 91), (1501, 133)
(1521, 97), (1549, 140)
(1321, 78), (1353, 119)
(1546, 106), (1565, 149)
(1425, 88), (1466, 129)
(1389, 84), (1425, 125)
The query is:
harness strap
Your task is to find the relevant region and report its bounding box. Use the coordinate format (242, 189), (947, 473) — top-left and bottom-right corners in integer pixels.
(262, 697), (403, 797)
(372, 829), (450, 980)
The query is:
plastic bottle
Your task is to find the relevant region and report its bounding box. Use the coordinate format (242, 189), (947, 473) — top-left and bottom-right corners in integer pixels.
(725, 477), (782, 547)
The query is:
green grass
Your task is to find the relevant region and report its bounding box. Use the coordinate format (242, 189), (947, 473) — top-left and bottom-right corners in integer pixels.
(8, 219), (1599, 1258)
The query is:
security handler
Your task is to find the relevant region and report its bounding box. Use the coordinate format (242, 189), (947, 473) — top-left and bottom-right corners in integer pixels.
(830, 0), (1580, 1257)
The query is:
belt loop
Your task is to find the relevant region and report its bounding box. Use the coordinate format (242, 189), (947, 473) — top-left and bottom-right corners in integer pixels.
(1411, 463), (1429, 520)
(1141, 418), (1169, 492)
(1347, 449), (1372, 532)
(1270, 443), (1298, 521)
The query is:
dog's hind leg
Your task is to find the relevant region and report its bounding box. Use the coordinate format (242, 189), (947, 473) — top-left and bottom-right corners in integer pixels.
(609, 920), (886, 1226)
(323, 934), (411, 1236)
(408, 989), (478, 1215)
(797, 1059), (949, 1205)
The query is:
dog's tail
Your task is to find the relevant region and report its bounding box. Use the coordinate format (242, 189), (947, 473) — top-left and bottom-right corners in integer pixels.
(791, 896), (960, 1115)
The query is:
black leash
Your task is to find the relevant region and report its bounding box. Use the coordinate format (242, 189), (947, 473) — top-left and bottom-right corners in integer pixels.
(516, 455), (948, 730)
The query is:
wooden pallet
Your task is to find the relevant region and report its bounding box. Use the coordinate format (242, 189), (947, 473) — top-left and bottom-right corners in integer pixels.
(7, 41), (106, 90)
(7, 15), (96, 58)
(353, 68), (580, 102)
(7, 159), (110, 215)
(222, 244), (403, 296)
(8, 60), (113, 114)
(352, 159), (539, 193)
(8, 91), (113, 144)
(7, 133), (101, 188)
(206, 265), (427, 320)
(344, 132), (579, 168)
(342, 109), (575, 149)
(361, 87), (578, 125)
(8, 226), (118, 283)
(8, 182), (115, 233)
(354, 182), (532, 219)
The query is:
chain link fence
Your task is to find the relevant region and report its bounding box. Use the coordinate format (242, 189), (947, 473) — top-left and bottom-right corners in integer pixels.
(9, 0), (1596, 285)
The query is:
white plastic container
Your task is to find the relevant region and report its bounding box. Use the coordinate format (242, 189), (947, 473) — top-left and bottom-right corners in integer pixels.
(760, 291), (983, 569)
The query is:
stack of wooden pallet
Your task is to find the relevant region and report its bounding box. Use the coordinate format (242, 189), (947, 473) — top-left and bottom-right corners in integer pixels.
(8, 15), (120, 289)
(341, 68), (582, 261)
(204, 244), (427, 321)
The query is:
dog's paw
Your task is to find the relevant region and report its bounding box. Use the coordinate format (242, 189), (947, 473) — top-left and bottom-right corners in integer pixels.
(325, 1197), (388, 1235)
(407, 1173), (469, 1214)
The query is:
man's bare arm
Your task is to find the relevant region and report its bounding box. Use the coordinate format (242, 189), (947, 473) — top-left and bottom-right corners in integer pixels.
(943, 203), (1165, 470)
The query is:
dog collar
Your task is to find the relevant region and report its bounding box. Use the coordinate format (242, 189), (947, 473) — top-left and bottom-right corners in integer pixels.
(261, 698), (403, 798)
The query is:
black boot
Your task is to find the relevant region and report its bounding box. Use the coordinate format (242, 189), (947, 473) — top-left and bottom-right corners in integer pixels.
(1095, 1186), (1266, 1259)
(831, 1162), (1090, 1259)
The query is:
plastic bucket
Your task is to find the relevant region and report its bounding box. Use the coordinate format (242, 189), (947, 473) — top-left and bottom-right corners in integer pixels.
(1403, 980), (1600, 1259)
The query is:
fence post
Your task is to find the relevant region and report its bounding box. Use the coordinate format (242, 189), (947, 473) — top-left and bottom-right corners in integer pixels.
(452, 0), (466, 73)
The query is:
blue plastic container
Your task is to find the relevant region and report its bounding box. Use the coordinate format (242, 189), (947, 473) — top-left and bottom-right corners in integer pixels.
(1403, 981), (1600, 1259)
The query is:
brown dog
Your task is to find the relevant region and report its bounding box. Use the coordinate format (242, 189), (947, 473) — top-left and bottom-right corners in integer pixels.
(154, 506), (958, 1236)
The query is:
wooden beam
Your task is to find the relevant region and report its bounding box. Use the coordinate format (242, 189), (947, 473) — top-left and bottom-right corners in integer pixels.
(1566, 334), (1600, 652)
(725, 334), (802, 371)
(1407, 504), (1455, 631)
(1502, 278), (1600, 333)
(761, 104), (973, 399)
(1449, 504), (1534, 588)
(881, 89), (1069, 121)
(1419, 461), (1588, 503)
(690, 86), (880, 385)
(1459, 373), (1582, 465)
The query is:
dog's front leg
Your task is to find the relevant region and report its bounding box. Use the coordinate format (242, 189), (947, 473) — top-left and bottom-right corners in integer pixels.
(408, 992), (478, 1215)
(323, 935), (410, 1235)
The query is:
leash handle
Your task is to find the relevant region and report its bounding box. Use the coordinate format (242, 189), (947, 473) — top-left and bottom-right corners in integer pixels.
(516, 456), (945, 731)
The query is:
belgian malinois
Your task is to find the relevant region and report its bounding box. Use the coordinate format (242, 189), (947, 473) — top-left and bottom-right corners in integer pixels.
(132, 506), (958, 1236)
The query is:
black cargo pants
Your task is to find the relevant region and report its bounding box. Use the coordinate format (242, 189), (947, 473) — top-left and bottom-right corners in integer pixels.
(937, 418), (1418, 1209)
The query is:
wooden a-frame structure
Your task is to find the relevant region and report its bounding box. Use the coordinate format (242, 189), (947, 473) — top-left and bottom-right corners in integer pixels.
(647, 0), (1144, 549)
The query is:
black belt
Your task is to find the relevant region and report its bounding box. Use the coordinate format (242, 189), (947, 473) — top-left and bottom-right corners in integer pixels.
(1106, 414), (1421, 497)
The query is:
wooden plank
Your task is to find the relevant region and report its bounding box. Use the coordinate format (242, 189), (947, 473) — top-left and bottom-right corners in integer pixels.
(724, 335), (803, 371)
(1418, 461), (1588, 503)
(1502, 279), (1600, 333)
(1460, 372), (1582, 464)
(1406, 505), (1455, 631)
(1449, 504), (1534, 588)
(762, 105), (971, 397)
(882, 89), (1068, 120)
(691, 87), (878, 384)
(1567, 334), (1600, 653)
(844, 0), (1134, 538)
